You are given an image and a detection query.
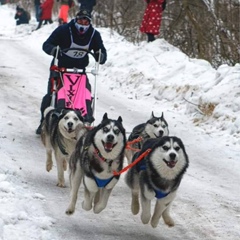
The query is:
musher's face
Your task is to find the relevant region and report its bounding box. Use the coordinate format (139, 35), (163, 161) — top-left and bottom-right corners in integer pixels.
(76, 17), (90, 26)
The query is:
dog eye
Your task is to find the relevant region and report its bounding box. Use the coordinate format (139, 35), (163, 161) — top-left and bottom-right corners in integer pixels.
(175, 146), (180, 151)
(64, 116), (69, 120)
(162, 146), (169, 151)
(74, 117), (79, 121)
(103, 127), (109, 132)
(162, 125), (166, 128)
(153, 124), (158, 127)
(114, 129), (120, 135)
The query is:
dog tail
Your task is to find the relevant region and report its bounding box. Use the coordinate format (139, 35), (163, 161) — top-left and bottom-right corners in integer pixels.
(44, 106), (55, 118)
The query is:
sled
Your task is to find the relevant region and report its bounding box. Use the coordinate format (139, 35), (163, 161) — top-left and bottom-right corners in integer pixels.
(50, 47), (101, 124)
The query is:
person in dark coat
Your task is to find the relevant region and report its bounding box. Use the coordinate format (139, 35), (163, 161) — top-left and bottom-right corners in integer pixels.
(14, 6), (29, 25)
(34, 0), (41, 22)
(140, 0), (167, 42)
(36, 9), (107, 134)
(78, 0), (96, 14)
(36, 0), (54, 30)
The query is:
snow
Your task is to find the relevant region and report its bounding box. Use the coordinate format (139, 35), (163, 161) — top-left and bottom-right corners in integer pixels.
(0, 4), (240, 240)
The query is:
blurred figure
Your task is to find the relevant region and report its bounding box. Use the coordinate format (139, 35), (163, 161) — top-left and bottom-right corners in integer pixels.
(34, 0), (41, 22)
(78, 0), (96, 14)
(36, 0), (54, 30)
(140, 0), (167, 42)
(14, 6), (30, 25)
(58, 0), (74, 25)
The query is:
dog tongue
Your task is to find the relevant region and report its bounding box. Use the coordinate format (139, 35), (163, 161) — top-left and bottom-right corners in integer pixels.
(168, 161), (176, 168)
(105, 142), (113, 151)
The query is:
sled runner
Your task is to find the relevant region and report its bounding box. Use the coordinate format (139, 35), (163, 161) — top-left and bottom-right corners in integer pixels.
(50, 47), (100, 124)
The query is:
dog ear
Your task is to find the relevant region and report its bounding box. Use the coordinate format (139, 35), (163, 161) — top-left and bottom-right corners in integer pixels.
(76, 111), (84, 121)
(117, 116), (122, 123)
(151, 111), (155, 118)
(161, 112), (164, 118)
(102, 112), (108, 121)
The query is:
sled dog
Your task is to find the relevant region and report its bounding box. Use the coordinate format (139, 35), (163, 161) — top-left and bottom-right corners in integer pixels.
(125, 111), (169, 164)
(41, 106), (87, 187)
(125, 136), (189, 228)
(65, 113), (126, 215)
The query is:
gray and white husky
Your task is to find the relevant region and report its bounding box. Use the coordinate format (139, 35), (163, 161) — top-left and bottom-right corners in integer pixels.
(125, 111), (169, 164)
(41, 106), (87, 187)
(125, 136), (189, 228)
(66, 113), (126, 215)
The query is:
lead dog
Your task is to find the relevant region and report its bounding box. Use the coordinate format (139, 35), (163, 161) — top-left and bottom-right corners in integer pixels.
(125, 111), (169, 164)
(125, 136), (189, 228)
(41, 106), (87, 187)
(66, 113), (126, 215)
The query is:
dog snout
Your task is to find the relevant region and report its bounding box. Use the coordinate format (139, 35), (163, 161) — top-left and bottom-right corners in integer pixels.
(169, 153), (176, 160)
(107, 134), (114, 142)
(68, 122), (73, 128)
(159, 130), (164, 137)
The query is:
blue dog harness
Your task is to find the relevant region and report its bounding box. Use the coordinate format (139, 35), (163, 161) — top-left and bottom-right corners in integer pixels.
(94, 176), (114, 188)
(137, 162), (169, 199)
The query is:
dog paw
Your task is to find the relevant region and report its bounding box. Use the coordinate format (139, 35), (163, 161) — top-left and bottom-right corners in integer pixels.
(164, 217), (175, 227)
(65, 208), (74, 215)
(56, 182), (65, 188)
(82, 201), (92, 211)
(93, 204), (105, 214)
(46, 162), (53, 172)
(150, 218), (160, 228)
(131, 203), (139, 215)
(141, 213), (151, 224)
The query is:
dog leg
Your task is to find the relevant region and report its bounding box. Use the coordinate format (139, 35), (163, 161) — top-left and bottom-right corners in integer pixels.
(125, 149), (133, 165)
(82, 176), (98, 211)
(141, 185), (155, 224)
(150, 200), (166, 228)
(65, 166), (83, 215)
(93, 188), (113, 214)
(131, 190), (140, 215)
(56, 156), (65, 187)
(46, 149), (53, 172)
(162, 204), (175, 227)
(63, 159), (67, 171)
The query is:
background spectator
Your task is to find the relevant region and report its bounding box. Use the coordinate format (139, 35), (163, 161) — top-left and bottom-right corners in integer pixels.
(36, 0), (54, 30)
(58, 0), (74, 25)
(78, 0), (96, 14)
(34, 0), (41, 22)
(140, 0), (166, 42)
(14, 6), (30, 25)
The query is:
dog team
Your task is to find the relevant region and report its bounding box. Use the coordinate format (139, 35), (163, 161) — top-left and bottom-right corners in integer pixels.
(40, 107), (189, 228)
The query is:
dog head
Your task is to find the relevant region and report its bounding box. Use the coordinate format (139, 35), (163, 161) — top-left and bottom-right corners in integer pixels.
(93, 113), (126, 159)
(145, 111), (169, 138)
(148, 136), (189, 180)
(58, 109), (84, 139)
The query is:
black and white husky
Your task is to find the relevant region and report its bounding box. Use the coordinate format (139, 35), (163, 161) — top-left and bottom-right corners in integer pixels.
(66, 113), (126, 215)
(41, 106), (87, 187)
(125, 111), (169, 164)
(125, 136), (189, 228)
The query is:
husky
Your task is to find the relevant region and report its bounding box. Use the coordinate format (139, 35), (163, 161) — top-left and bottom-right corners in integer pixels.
(41, 106), (87, 187)
(125, 136), (189, 228)
(125, 111), (169, 164)
(65, 113), (126, 215)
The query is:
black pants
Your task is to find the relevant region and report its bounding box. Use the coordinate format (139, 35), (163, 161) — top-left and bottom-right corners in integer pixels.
(146, 33), (155, 42)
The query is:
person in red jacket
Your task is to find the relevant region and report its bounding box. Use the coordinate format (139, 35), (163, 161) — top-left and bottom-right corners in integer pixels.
(140, 0), (167, 42)
(36, 0), (54, 30)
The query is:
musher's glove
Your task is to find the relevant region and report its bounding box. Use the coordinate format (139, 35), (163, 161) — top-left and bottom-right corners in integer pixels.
(94, 51), (105, 64)
(51, 46), (61, 59)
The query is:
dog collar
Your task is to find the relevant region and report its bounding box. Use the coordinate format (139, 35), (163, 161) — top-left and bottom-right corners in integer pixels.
(94, 148), (114, 173)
